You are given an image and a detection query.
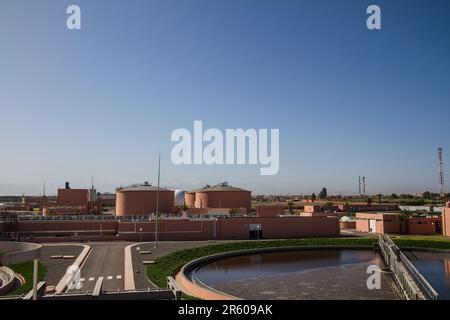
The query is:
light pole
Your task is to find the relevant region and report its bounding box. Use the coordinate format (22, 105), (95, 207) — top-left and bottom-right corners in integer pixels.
(213, 217), (218, 241)
(32, 258), (38, 300)
(139, 227), (143, 242)
(154, 152), (160, 249)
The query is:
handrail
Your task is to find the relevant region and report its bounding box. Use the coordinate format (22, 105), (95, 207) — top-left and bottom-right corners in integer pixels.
(398, 249), (439, 300)
(378, 234), (438, 300)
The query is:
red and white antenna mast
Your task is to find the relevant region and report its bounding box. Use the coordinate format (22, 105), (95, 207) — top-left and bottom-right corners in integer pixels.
(438, 148), (445, 197)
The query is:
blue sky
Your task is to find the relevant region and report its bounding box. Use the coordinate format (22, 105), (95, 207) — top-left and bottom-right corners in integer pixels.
(0, 0), (449, 195)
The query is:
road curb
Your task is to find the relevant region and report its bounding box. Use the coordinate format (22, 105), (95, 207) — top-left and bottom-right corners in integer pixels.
(124, 244), (137, 291)
(54, 244), (91, 293)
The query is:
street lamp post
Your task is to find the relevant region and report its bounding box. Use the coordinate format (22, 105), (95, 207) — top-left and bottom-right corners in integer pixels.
(154, 152), (161, 249)
(32, 258), (38, 300)
(213, 217), (218, 241)
(139, 227), (143, 242)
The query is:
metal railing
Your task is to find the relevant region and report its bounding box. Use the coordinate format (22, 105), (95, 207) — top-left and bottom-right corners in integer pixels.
(378, 234), (438, 300)
(0, 213), (225, 222)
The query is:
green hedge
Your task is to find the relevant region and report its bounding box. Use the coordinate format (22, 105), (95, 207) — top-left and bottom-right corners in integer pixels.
(392, 237), (450, 250)
(147, 237), (376, 288)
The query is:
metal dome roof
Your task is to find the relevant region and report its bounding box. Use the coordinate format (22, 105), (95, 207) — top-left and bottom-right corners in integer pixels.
(192, 182), (249, 192)
(116, 181), (171, 192)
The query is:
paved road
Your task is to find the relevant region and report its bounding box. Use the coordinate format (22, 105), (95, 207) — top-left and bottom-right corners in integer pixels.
(131, 240), (238, 289)
(67, 242), (132, 293)
(340, 229), (373, 237)
(40, 245), (83, 287)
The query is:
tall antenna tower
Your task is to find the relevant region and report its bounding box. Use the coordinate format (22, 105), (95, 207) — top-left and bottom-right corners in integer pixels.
(363, 176), (366, 196)
(438, 148), (445, 197)
(358, 176), (362, 196)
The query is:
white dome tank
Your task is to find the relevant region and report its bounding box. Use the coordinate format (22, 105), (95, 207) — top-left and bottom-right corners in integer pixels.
(174, 189), (186, 206)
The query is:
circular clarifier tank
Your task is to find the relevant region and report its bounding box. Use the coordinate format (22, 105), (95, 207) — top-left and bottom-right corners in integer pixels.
(185, 249), (399, 300)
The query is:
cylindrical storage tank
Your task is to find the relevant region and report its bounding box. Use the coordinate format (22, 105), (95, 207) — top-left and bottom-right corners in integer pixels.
(185, 192), (196, 208)
(174, 190), (186, 206)
(115, 183), (174, 216)
(192, 182), (251, 213)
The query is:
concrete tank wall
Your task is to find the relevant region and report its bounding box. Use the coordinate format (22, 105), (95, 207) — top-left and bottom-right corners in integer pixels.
(115, 190), (174, 216)
(194, 191), (251, 213)
(185, 192), (196, 208)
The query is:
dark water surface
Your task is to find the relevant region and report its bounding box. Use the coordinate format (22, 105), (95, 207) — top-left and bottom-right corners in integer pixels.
(194, 250), (398, 300)
(405, 251), (450, 300)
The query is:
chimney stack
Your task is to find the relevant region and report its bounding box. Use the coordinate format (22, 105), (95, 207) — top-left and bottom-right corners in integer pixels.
(65, 182), (70, 189)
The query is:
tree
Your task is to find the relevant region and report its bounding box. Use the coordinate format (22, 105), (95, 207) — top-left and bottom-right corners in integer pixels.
(319, 188), (327, 199)
(311, 193), (317, 201)
(391, 193), (398, 199)
(367, 198), (372, 207)
(422, 191), (431, 200)
(287, 201), (294, 215)
(229, 208), (238, 216)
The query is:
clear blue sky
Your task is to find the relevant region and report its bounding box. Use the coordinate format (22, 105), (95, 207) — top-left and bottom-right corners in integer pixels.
(0, 0), (449, 195)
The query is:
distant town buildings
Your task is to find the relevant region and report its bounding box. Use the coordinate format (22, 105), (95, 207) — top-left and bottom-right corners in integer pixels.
(356, 212), (442, 235)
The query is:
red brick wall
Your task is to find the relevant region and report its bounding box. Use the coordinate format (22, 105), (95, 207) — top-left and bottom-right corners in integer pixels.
(340, 221), (356, 229)
(407, 217), (441, 235)
(381, 221), (404, 234)
(304, 205), (322, 213)
(443, 207), (450, 237)
(57, 189), (89, 206)
(118, 216), (339, 241)
(16, 220), (118, 233)
(10, 216), (339, 241)
(355, 213), (383, 233)
(256, 206), (285, 217)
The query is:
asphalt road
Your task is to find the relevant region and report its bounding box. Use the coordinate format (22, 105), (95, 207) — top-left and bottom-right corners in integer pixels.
(67, 242), (131, 293)
(131, 240), (237, 289)
(40, 245), (83, 287)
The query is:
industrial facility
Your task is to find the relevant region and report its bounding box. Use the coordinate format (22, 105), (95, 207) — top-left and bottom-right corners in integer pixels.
(115, 182), (174, 216)
(185, 182), (252, 213)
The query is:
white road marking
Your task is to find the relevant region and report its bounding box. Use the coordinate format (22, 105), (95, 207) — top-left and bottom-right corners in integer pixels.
(116, 275), (122, 279)
(107, 276), (113, 280)
(89, 277), (95, 281)
(80, 278), (85, 282)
